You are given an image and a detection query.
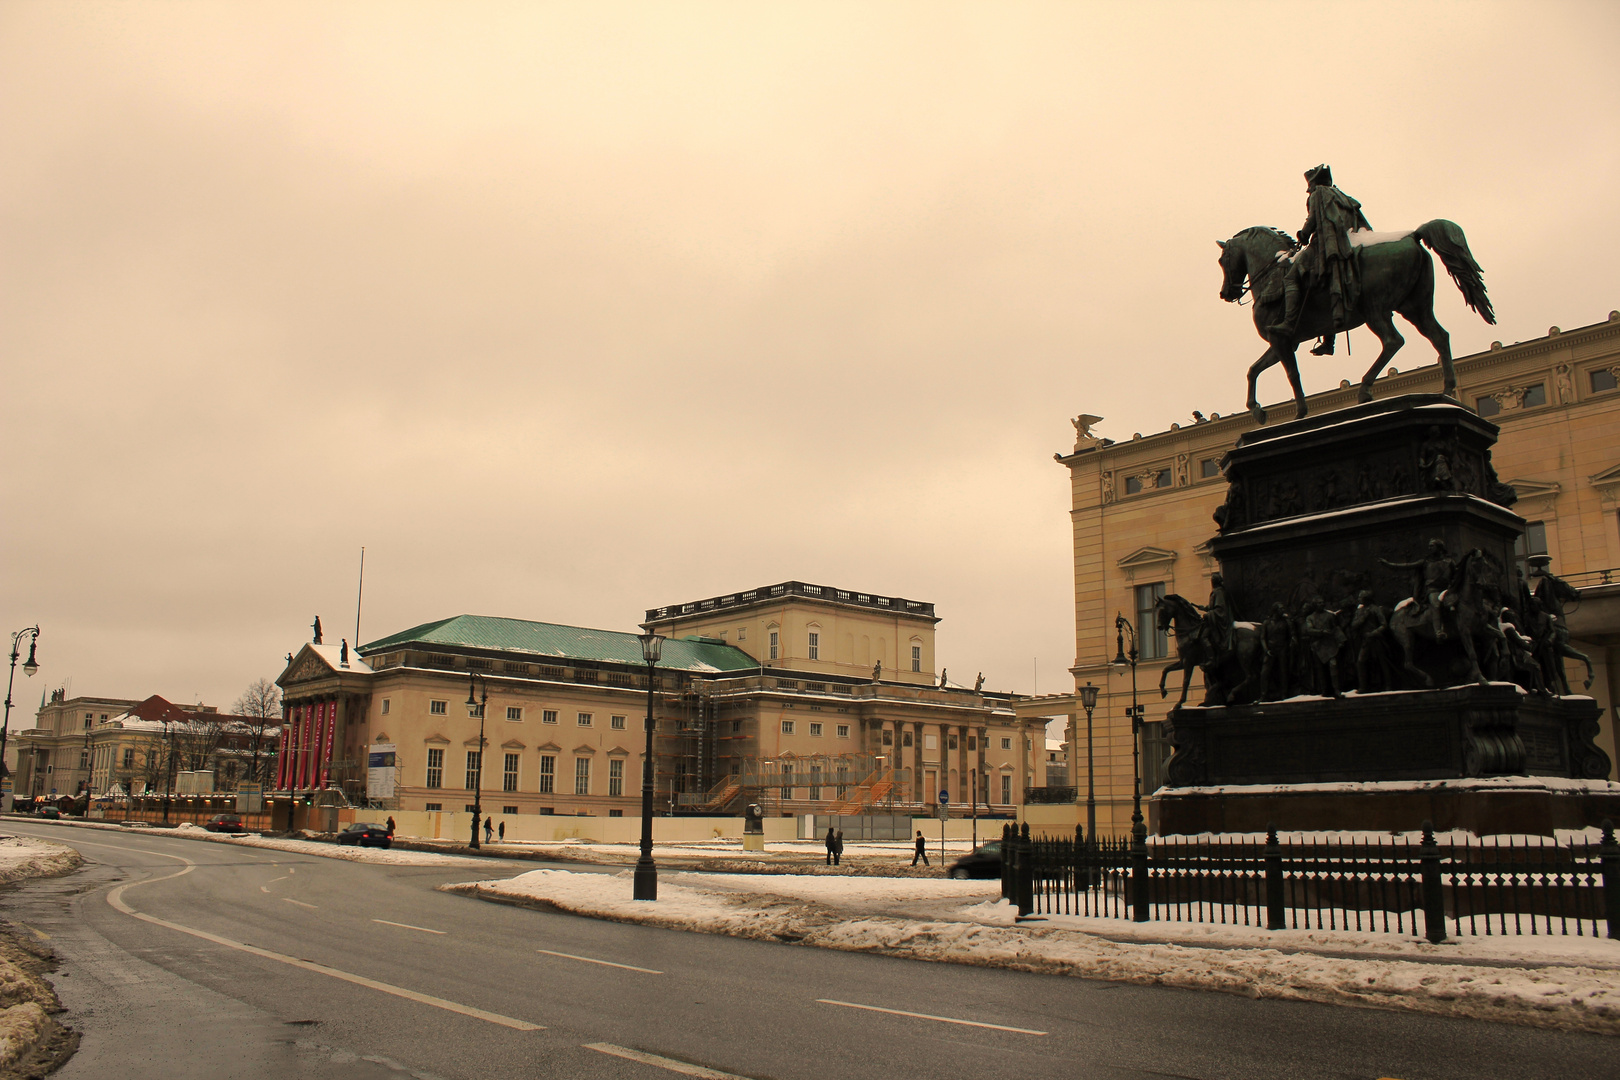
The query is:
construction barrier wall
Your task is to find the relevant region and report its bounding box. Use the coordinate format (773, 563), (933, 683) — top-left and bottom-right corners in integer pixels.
(364, 809), (799, 845)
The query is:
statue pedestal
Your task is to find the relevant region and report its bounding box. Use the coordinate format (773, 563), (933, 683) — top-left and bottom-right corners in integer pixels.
(1153, 775), (1620, 838)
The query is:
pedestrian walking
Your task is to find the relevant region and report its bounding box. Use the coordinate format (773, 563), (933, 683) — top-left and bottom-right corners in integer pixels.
(498, 820), (505, 842)
(825, 826), (836, 865)
(911, 830), (929, 866)
(483, 817), (494, 843)
(385, 815), (395, 837)
(832, 829), (844, 866)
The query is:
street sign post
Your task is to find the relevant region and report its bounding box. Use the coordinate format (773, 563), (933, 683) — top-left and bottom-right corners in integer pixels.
(937, 791), (951, 863)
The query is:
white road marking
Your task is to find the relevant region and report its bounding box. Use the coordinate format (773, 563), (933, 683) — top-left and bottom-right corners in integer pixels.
(373, 919), (446, 935)
(103, 846), (542, 1031)
(261, 874), (291, 894)
(537, 949), (661, 974)
(283, 898), (318, 909)
(584, 1043), (754, 1078)
(815, 999), (1047, 1035)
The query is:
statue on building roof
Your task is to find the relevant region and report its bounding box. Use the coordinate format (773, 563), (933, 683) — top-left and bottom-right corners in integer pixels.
(312, 615), (323, 645)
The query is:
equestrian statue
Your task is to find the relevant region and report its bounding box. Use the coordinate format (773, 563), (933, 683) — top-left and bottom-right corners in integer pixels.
(1155, 591), (1265, 709)
(1216, 164), (1496, 424)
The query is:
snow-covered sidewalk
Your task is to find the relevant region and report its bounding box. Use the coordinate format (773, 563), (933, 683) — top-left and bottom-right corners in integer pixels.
(442, 867), (1620, 1035)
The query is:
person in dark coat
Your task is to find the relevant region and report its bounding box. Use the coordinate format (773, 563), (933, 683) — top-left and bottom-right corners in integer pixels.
(825, 826), (836, 865)
(483, 817), (494, 843)
(832, 829), (844, 866)
(385, 816), (396, 837)
(498, 820), (506, 842)
(911, 830), (929, 866)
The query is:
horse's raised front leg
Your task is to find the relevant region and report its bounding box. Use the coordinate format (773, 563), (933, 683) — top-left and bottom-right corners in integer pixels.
(1177, 663), (1195, 710)
(1398, 300), (1456, 398)
(1357, 309), (1406, 404)
(1246, 346), (1281, 424)
(1281, 353), (1307, 419)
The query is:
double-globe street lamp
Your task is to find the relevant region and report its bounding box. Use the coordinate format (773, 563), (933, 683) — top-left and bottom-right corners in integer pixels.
(466, 674), (489, 850)
(2, 627), (41, 789)
(633, 632), (664, 901)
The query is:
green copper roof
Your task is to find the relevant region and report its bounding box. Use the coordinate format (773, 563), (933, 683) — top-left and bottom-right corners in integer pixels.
(359, 614), (758, 673)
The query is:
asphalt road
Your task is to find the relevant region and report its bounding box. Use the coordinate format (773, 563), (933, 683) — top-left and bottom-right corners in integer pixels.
(2, 822), (1612, 1080)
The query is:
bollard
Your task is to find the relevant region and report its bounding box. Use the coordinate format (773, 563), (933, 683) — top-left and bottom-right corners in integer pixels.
(999, 822), (1012, 900)
(1016, 822), (1034, 917)
(1130, 823), (1149, 923)
(1264, 824), (1285, 931)
(1420, 819), (1446, 944)
(1601, 819), (1620, 941)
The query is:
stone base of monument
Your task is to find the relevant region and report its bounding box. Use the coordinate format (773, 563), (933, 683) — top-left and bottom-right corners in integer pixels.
(1159, 685), (1613, 835)
(1153, 776), (1620, 837)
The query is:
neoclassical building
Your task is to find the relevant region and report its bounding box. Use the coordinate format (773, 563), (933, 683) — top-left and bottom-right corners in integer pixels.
(275, 582), (1040, 817)
(1054, 311), (1620, 835)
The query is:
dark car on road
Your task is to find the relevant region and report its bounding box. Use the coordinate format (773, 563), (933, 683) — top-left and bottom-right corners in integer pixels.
(948, 840), (1001, 879)
(35, 806), (61, 820)
(337, 823), (392, 848)
(204, 814), (245, 834)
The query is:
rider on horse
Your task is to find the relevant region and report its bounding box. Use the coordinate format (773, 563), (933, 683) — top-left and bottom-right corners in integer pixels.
(1194, 573), (1235, 664)
(1381, 538), (1459, 643)
(1268, 164), (1372, 356)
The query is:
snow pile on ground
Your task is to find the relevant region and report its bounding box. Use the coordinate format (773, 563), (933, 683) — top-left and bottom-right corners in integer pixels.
(223, 834), (504, 867)
(0, 1001), (48, 1071)
(0, 836), (81, 885)
(444, 868), (1620, 1034)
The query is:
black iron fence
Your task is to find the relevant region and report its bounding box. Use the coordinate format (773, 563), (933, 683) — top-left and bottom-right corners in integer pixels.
(998, 820), (1620, 942)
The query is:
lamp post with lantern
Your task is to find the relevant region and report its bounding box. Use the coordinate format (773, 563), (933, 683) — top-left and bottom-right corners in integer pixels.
(1078, 680), (1100, 843)
(2, 627), (40, 789)
(633, 632), (664, 901)
(1110, 614), (1145, 840)
(465, 674), (488, 849)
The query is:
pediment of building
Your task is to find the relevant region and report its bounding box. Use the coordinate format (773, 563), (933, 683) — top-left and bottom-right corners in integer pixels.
(501, 739), (526, 750)
(1506, 477), (1562, 511)
(1590, 462), (1620, 502)
(572, 744), (597, 755)
(536, 741), (561, 752)
(1117, 545), (1177, 570)
(423, 734), (450, 746)
(606, 745), (631, 756)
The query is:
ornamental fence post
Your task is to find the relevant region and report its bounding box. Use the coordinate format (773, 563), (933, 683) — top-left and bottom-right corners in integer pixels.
(1420, 820), (1447, 944)
(1016, 822), (1034, 918)
(1264, 824), (1285, 931)
(999, 822), (1012, 900)
(1601, 819), (1620, 941)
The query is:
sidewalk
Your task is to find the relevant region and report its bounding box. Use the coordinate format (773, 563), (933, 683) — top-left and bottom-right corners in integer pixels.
(441, 864), (1620, 1036)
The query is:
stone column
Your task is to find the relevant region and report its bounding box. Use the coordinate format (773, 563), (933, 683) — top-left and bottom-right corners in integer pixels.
(977, 726), (989, 805)
(912, 722), (926, 803)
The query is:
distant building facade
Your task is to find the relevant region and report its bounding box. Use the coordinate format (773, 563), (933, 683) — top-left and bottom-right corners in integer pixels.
(1057, 312), (1620, 834)
(276, 582), (1042, 816)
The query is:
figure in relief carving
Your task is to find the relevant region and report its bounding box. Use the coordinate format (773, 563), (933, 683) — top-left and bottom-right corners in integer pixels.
(1554, 364), (1573, 405)
(1300, 598), (1347, 697)
(1418, 427), (1456, 491)
(1258, 602), (1295, 700)
(1194, 574), (1235, 663)
(1527, 555), (1595, 692)
(1381, 538), (1457, 642)
(1350, 590), (1397, 692)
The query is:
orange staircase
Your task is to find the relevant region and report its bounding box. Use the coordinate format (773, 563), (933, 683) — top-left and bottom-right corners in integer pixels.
(829, 769), (896, 815)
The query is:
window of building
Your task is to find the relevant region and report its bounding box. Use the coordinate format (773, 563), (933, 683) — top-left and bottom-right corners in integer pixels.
(836, 724), (850, 738)
(426, 748), (444, 788)
(430, 700), (447, 716)
(611, 715), (626, 730)
(781, 720), (795, 735)
(577, 712), (592, 727)
(1475, 394), (1500, 417)
(1155, 468), (1173, 488)
(79, 750), (88, 768)
(1001, 774), (1012, 803)
(574, 758), (590, 796)
(1592, 368), (1618, 393)
(1515, 520), (1549, 574)
(502, 805), (518, 815)
(738, 627), (746, 641)
(731, 719), (742, 733)
(1000, 737), (1012, 750)
(902, 731), (913, 747)
(967, 736), (976, 751)
(465, 751), (482, 790)
(542, 710), (558, 725)
(1200, 458), (1221, 479)
(609, 809), (623, 817)
(809, 768), (822, 800)
(539, 755), (555, 794)
(381, 699), (391, 715)
(503, 753), (519, 792)
(882, 729), (893, 746)
(425, 803), (442, 811)
(807, 631), (820, 660)
(1522, 383), (1547, 407)
(465, 805), (478, 813)
(1135, 581), (1169, 660)
(506, 706), (523, 721)
(809, 722), (822, 737)
(122, 748), (133, 768)
(769, 631), (779, 660)
(948, 735), (958, 750)
(609, 759), (624, 797)
(911, 645), (921, 672)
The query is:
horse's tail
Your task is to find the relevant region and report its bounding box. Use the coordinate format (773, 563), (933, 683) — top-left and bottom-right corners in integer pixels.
(1415, 219), (1496, 325)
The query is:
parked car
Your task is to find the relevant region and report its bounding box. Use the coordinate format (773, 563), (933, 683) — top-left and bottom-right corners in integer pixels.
(35, 806), (61, 820)
(204, 814), (245, 834)
(336, 823), (392, 848)
(948, 840), (1001, 879)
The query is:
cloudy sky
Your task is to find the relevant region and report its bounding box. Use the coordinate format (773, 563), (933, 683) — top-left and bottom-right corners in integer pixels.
(3, 2), (1617, 712)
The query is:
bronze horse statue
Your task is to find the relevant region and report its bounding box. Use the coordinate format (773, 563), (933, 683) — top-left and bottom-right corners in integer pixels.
(1155, 593), (1265, 709)
(1217, 222), (1495, 424)
(1387, 548), (1506, 689)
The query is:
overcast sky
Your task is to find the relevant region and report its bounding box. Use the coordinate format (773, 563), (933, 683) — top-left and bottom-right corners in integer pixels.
(3, 2), (1617, 712)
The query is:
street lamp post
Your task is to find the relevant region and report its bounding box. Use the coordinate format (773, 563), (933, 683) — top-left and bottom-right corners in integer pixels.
(1078, 681), (1100, 842)
(1110, 615), (1145, 839)
(465, 675), (488, 850)
(633, 632), (664, 901)
(2, 627), (41, 788)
